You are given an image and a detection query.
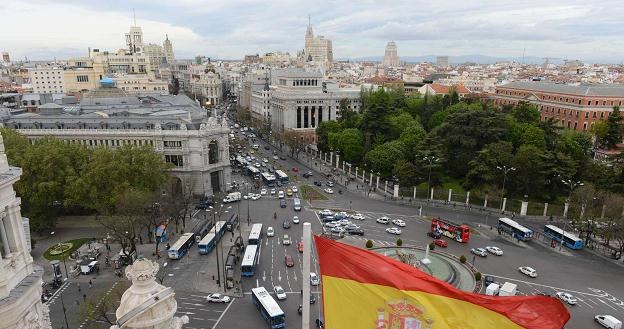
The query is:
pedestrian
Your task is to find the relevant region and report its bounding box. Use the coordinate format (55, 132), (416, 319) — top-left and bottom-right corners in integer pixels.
(77, 283), (81, 292)
(89, 280), (92, 288)
(139, 236), (143, 244)
(82, 294), (87, 301)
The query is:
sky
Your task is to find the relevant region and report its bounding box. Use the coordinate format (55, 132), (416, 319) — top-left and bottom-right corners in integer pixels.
(1, 0), (623, 63)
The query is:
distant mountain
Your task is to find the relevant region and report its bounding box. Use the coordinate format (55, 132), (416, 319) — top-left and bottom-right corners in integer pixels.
(340, 54), (565, 65)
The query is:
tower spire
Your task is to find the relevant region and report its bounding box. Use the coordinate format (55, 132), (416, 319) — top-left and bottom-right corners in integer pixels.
(133, 8), (136, 26)
(308, 14), (311, 27)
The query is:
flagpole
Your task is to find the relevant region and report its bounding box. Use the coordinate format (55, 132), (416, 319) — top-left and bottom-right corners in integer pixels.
(302, 222), (311, 329)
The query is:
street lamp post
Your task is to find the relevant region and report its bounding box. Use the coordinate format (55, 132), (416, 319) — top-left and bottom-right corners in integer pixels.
(560, 178), (583, 251)
(496, 165), (516, 209)
(423, 156), (439, 200)
(246, 183), (251, 226)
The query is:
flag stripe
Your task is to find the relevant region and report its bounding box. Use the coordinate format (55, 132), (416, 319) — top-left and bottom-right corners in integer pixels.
(315, 236), (570, 329)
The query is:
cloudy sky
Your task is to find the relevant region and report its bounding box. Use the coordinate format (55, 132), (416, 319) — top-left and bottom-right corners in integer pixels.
(1, 0), (623, 63)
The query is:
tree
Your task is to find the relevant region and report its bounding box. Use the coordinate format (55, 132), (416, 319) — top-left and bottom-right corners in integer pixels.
(459, 255), (467, 263)
(169, 76), (180, 95)
(387, 111), (416, 140)
(398, 122), (427, 160)
(396, 238), (403, 246)
(0, 128), (31, 167)
(160, 178), (196, 234)
(604, 106), (623, 149)
(466, 141), (514, 189)
(315, 121), (342, 152)
(365, 140), (406, 177)
(392, 160), (418, 187)
(511, 102), (541, 125)
(78, 280), (130, 328)
(591, 120), (609, 147)
(510, 145), (547, 197)
(474, 272), (482, 281)
(336, 129), (365, 163)
(366, 240), (373, 248)
(337, 98), (360, 128)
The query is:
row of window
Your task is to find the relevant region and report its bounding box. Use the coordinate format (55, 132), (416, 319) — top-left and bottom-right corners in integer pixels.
(164, 140), (183, 148)
(293, 79), (319, 87)
(57, 138), (154, 147)
(32, 71), (62, 75)
(543, 114), (591, 131)
(165, 154), (184, 167)
(541, 106), (607, 119)
(497, 89), (624, 107)
(77, 75), (89, 82)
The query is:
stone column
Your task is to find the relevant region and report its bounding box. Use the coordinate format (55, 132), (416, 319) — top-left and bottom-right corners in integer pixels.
(329, 152), (334, 166)
(369, 173), (373, 186)
(448, 189), (453, 202)
(413, 187), (417, 200)
(0, 216), (10, 256)
(362, 170), (366, 182)
(348, 164), (352, 176)
(355, 167), (358, 179)
(520, 201), (528, 216)
(430, 188), (434, 200)
(563, 202), (569, 218)
(543, 203), (549, 217)
(502, 198), (507, 212)
(335, 154), (340, 169)
(483, 196), (488, 208)
(384, 180), (388, 194)
(465, 191), (470, 205)
(376, 176), (380, 189)
(601, 204), (606, 219)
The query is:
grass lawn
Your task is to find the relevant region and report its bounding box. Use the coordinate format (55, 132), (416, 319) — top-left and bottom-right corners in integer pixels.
(43, 237), (92, 261)
(300, 185), (328, 201)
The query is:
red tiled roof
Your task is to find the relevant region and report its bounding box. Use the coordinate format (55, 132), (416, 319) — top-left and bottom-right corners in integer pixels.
(429, 83), (471, 94)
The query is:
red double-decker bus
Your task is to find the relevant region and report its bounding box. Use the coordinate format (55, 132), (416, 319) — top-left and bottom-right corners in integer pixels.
(431, 218), (470, 243)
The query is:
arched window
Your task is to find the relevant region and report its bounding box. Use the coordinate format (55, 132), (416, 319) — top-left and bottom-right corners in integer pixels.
(208, 140), (219, 164)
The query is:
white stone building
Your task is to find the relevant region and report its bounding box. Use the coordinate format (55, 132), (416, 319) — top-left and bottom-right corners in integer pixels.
(112, 73), (169, 93)
(0, 135), (51, 329)
(29, 66), (65, 94)
(382, 41), (400, 67)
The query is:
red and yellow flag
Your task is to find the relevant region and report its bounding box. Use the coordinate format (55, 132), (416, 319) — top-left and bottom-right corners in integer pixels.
(315, 236), (570, 329)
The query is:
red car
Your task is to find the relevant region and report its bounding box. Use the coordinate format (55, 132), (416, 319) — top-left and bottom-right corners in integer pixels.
(285, 255), (294, 267)
(433, 239), (448, 248)
(297, 241), (304, 253)
(291, 167), (299, 172)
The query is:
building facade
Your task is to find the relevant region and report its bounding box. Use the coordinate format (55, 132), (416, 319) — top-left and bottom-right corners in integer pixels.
(112, 74), (169, 93)
(436, 56), (450, 67)
(29, 66), (65, 94)
(382, 41), (400, 67)
(492, 81), (624, 131)
(2, 87), (231, 196)
(0, 134), (52, 329)
(303, 18), (333, 64)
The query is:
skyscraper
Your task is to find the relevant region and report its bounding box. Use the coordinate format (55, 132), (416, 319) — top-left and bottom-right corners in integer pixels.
(382, 41), (399, 67)
(163, 34), (175, 63)
(436, 56), (450, 67)
(303, 16), (333, 64)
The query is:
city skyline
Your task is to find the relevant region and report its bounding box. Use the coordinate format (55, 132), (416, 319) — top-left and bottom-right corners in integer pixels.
(2, 0), (624, 63)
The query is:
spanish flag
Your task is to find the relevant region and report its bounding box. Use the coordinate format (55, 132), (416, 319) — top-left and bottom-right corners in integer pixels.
(315, 236), (570, 329)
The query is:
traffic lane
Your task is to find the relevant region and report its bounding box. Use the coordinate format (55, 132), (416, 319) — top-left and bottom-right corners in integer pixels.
(176, 292), (231, 328)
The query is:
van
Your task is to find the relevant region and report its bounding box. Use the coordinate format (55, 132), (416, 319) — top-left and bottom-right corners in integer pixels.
(293, 198), (301, 211)
(595, 315), (622, 329)
(485, 283), (500, 296)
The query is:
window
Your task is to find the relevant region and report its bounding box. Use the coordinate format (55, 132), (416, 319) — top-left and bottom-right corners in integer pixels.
(583, 122), (587, 130)
(163, 140), (182, 148)
(165, 155), (184, 167)
(585, 112), (589, 118)
(601, 112), (605, 118)
(208, 141), (219, 164)
(77, 75), (89, 82)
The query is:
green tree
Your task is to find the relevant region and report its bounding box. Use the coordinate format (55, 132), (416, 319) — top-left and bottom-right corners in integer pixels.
(466, 141), (514, 189)
(591, 120), (609, 147)
(511, 102), (541, 124)
(337, 129), (365, 163)
(510, 145), (547, 197)
(396, 238), (403, 246)
(387, 111), (416, 140)
(337, 98), (360, 128)
(398, 122), (427, 160)
(392, 159), (418, 187)
(365, 140), (406, 177)
(315, 121), (342, 152)
(604, 106), (623, 149)
(0, 128), (31, 166)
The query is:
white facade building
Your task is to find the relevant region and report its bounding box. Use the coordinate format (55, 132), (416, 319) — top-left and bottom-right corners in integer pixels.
(112, 73), (169, 93)
(0, 134), (52, 329)
(382, 41), (400, 67)
(29, 66), (65, 94)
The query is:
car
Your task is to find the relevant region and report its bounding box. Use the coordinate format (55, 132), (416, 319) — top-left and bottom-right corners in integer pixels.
(285, 255), (294, 267)
(518, 266), (538, 278)
(433, 239), (448, 247)
(471, 248), (487, 257)
(267, 227), (275, 237)
(351, 213), (365, 220)
(270, 189), (276, 195)
(376, 216), (390, 224)
(278, 191), (285, 199)
(274, 285), (287, 300)
(346, 227), (365, 236)
(386, 227), (402, 235)
(427, 231), (442, 239)
(297, 241), (304, 253)
(324, 222), (338, 228)
(346, 224), (360, 230)
(261, 163), (267, 167)
(309, 295), (317, 304)
(206, 293), (231, 303)
(282, 234), (291, 245)
(292, 186), (298, 193)
(260, 188), (267, 195)
(595, 315), (622, 329)
(280, 199), (287, 208)
(286, 188), (293, 196)
(392, 219), (406, 227)
(280, 156), (287, 160)
(292, 167), (299, 172)
(314, 181), (322, 186)
(283, 220), (291, 229)
(263, 158), (269, 163)
(485, 246), (503, 256)
(331, 227), (345, 234)
(310, 272), (320, 286)
(337, 219), (352, 226)
(318, 209), (333, 217)
(326, 181), (334, 187)
(324, 188), (334, 194)
(273, 150), (278, 155)
(273, 155), (279, 160)
(333, 213), (348, 220)
(264, 145), (270, 150)
(303, 172), (313, 178)
(321, 215), (336, 223)
(252, 144), (259, 149)
(293, 216), (300, 224)
(556, 292), (577, 305)
(251, 194), (261, 200)
(255, 163), (261, 168)
(484, 276), (495, 287)
(276, 181), (283, 187)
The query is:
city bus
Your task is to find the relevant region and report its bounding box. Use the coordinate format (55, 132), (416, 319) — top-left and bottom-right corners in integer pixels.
(198, 220), (227, 254)
(248, 223), (263, 245)
(251, 287), (285, 329)
(261, 172), (276, 187)
(241, 244), (259, 277)
(543, 224), (584, 250)
(497, 217), (533, 241)
(247, 165), (261, 179)
(168, 232), (196, 259)
(274, 170), (288, 184)
(431, 217), (470, 243)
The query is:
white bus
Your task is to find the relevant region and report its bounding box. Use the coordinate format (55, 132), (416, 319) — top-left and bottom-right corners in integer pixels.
(168, 232), (196, 260)
(247, 166), (261, 179)
(261, 172), (276, 187)
(241, 244), (259, 277)
(248, 223), (263, 245)
(274, 170), (288, 184)
(198, 220), (228, 254)
(251, 287), (285, 329)
(497, 217), (533, 241)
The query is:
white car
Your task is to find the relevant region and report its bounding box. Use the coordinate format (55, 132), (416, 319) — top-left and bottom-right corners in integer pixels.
(267, 226), (275, 237)
(263, 158), (269, 163)
(270, 189), (276, 195)
(556, 292), (577, 305)
(337, 219), (352, 226)
(392, 219), (406, 227)
(293, 216), (300, 224)
(324, 222), (338, 229)
(319, 209), (333, 217)
(282, 234), (291, 245)
(260, 188), (267, 195)
(595, 315), (622, 329)
(351, 213), (365, 220)
(386, 227), (402, 235)
(518, 266), (538, 278)
(278, 191), (285, 199)
(274, 286), (287, 300)
(206, 293), (231, 303)
(310, 272), (320, 286)
(292, 186), (298, 193)
(324, 188), (334, 194)
(273, 155), (279, 160)
(251, 194), (261, 200)
(376, 216), (390, 224)
(470, 248), (487, 257)
(485, 246), (503, 256)
(255, 163), (261, 168)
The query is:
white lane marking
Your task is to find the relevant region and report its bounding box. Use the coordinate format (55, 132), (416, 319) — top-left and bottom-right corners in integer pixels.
(575, 297), (593, 309)
(257, 242), (262, 266)
(278, 270), (282, 282)
(263, 270), (266, 281)
(256, 279), (259, 288)
(211, 297), (236, 329)
(599, 299), (619, 311)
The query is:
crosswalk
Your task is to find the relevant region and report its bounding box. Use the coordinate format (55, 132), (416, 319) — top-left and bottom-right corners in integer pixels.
(176, 293), (230, 329)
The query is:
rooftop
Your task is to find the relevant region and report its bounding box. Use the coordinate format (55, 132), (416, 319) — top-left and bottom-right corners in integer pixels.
(500, 81), (624, 97)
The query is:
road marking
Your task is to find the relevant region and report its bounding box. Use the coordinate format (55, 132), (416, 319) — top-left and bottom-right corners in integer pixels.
(486, 275), (606, 298)
(278, 270), (282, 282)
(256, 279), (259, 288)
(211, 297), (235, 329)
(599, 298), (619, 311)
(263, 271), (266, 281)
(575, 297), (594, 309)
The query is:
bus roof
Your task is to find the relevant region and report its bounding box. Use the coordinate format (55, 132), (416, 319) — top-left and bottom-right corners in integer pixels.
(432, 217), (468, 228)
(241, 245), (258, 266)
(499, 217), (532, 234)
(545, 224), (582, 241)
(275, 170), (288, 178)
(171, 232), (194, 250)
(247, 166), (260, 174)
(251, 287), (284, 317)
(199, 232), (216, 246)
(210, 221), (227, 234)
(261, 172), (276, 180)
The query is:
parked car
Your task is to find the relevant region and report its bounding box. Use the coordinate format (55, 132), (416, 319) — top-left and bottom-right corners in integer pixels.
(260, 188), (267, 195)
(267, 227), (274, 237)
(292, 186), (299, 193)
(310, 272), (320, 286)
(331, 227), (345, 234)
(286, 188), (293, 196)
(433, 239), (448, 247)
(314, 181), (323, 186)
(318, 209), (333, 217)
(324, 222), (339, 228)
(278, 191), (285, 199)
(351, 213), (366, 220)
(556, 292), (577, 305)
(285, 255), (294, 267)
(427, 231), (442, 239)
(270, 189), (276, 195)
(392, 219), (406, 227)
(386, 227), (402, 235)
(282, 234), (291, 245)
(206, 293), (231, 303)
(518, 266), (538, 278)
(303, 172), (313, 178)
(283, 220), (291, 229)
(292, 167), (299, 172)
(594, 315), (622, 329)
(376, 216), (390, 224)
(346, 227), (365, 236)
(471, 248), (488, 257)
(280, 199), (287, 208)
(324, 188), (334, 194)
(274, 285), (287, 300)
(326, 181), (334, 187)
(485, 246), (503, 256)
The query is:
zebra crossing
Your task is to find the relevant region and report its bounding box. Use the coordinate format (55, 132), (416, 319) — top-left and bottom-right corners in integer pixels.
(175, 292), (231, 329)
